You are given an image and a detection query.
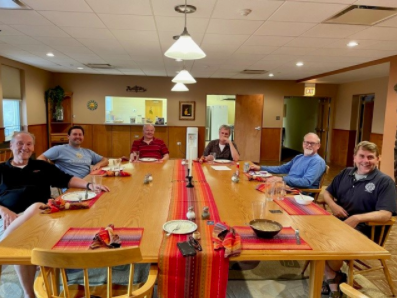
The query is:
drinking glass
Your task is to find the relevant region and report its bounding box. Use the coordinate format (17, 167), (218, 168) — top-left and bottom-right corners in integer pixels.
(274, 181), (286, 201)
(115, 158), (122, 171)
(252, 201), (266, 220)
(109, 159), (115, 170)
(92, 175), (103, 194)
(264, 181), (274, 201)
(210, 152), (216, 161)
(134, 151), (140, 162)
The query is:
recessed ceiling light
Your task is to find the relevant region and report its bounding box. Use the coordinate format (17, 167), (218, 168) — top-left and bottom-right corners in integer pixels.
(347, 41), (358, 47)
(46, 52), (54, 57)
(296, 62), (304, 67)
(77, 67), (84, 70)
(268, 73), (274, 77)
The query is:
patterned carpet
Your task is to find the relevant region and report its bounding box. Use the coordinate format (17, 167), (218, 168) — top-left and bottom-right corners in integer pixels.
(0, 262), (387, 298)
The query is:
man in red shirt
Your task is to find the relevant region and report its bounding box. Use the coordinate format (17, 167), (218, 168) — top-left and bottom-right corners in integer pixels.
(130, 124), (169, 161)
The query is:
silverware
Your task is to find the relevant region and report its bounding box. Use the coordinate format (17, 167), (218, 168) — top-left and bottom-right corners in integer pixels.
(295, 229), (301, 245)
(78, 194), (83, 203)
(85, 188), (89, 201)
(166, 224), (181, 237)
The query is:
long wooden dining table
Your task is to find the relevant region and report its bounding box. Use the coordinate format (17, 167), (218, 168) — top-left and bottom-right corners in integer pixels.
(0, 160), (391, 298)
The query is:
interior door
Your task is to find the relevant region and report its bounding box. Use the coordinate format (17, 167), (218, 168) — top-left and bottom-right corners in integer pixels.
(234, 94), (264, 162)
(315, 98), (331, 158)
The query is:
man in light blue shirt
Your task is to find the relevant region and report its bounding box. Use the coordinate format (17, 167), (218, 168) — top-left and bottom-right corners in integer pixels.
(38, 126), (108, 178)
(250, 132), (325, 189)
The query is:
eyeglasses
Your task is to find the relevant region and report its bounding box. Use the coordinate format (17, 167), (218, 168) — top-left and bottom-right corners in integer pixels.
(303, 141), (319, 146)
(188, 236), (202, 251)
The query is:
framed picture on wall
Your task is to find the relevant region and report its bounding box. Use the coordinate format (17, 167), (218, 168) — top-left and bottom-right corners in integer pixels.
(179, 101), (195, 120)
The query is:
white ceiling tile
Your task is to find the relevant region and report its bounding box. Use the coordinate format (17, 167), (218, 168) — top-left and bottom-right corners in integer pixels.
(78, 40), (127, 55)
(284, 37), (337, 48)
(235, 45), (278, 55)
(289, 0), (355, 3)
(86, 0), (152, 15)
(141, 68), (167, 76)
(212, 0), (284, 21)
(39, 11), (105, 28)
(207, 19), (264, 35)
(16, 44), (57, 53)
(261, 54), (304, 62)
(61, 27), (115, 39)
(0, 25), (24, 35)
(361, 40), (397, 51)
(255, 21), (316, 36)
(98, 14), (156, 30)
(376, 14), (397, 27)
(73, 55), (106, 64)
(324, 38), (378, 49)
(34, 36), (83, 47)
(111, 30), (159, 42)
(50, 45), (94, 55)
(302, 24), (368, 38)
(10, 25), (70, 37)
(0, 10), (53, 25)
(119, 69), (146, 75)
(0, 35), (42, 45)
(155, 16), (209, 34)
(202, 34), (250, 46)
(272, 46), (316, 55)
(349, 27), (397, 40)
(152, 0), (217, 18)
(268, 2), (348, 23)
(245, 35), (294, 47)
(354, 0), (397, 8)
(23, 0), (93, 12)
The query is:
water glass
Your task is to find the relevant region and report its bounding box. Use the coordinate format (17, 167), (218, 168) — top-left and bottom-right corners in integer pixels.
(274, 181), (286, 201)
(210, 152), (216, 161)
(115, 158), (122, 170)
(92, 175), (103, 194)
(134, 151), (140, 162)
(252, 201), (266, 220)
(264, 182), (274, 201)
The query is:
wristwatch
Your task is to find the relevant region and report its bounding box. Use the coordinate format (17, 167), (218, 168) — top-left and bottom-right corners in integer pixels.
(86, 182), (92, 190)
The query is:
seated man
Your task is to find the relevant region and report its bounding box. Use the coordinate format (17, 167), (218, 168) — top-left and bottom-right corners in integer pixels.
(250, 132), (325, 189)
(322, 141), (396, 297)
(0, 131), (110, 298)
(130, 124), (169, 161)
(202, 125), (239, 161)
(38, 125), (108, 178)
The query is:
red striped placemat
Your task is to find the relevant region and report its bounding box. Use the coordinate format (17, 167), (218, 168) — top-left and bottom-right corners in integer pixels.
(52, 227), (143, 250)
(234, 226), (311, 250)
(158, 160), (229, 298)
(274, 197), (330, 215)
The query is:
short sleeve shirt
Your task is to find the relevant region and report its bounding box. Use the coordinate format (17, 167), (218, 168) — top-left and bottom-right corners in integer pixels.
(130, 137), (169, 160)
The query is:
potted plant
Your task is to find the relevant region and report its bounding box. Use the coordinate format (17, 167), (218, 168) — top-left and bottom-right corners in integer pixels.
(45, 85), (65, 121)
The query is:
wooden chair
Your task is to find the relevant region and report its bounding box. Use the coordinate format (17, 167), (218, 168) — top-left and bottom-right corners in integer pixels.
(31, 246), (158, 298)
(340, 283), (369, 298)
(347, 217), (396, 297)
(0, 148), (12, 163)
(296, 165), (329, 209)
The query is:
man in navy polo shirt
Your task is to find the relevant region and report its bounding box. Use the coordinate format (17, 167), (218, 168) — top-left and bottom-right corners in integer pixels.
(129, 124), (169, 161)
(322, 141), (396, 297)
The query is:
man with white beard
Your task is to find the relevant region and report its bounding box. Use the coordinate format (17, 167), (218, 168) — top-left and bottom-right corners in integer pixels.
(250, 132), (325, 189)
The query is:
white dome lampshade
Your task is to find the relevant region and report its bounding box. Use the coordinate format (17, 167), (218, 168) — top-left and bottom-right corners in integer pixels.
(165, 28), (206, 60)
(171, 83), (189, 92)
(172, 69), (196, 84)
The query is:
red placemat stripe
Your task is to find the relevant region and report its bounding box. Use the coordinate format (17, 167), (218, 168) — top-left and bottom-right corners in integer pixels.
(274, 197), (330, 215)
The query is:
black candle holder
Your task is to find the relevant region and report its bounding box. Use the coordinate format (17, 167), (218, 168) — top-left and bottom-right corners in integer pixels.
(186, 168), (190, 179)
(186, 175), (194, 188)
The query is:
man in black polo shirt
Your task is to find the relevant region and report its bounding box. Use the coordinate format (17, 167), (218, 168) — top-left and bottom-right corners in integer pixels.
(322, 141), (396, 297)
(0, 131), (109, 298)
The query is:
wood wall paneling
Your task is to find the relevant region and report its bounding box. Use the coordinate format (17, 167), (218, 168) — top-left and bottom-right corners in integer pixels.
(197, 127), (205, 157)
(330, 129), (351, 166)
(154, 126), (169, 148)
(346, 130), (357, 167)
(92, 125), (112, 158)
(28, 124), (48, 156)
(370, 133), (383, 155)
(111, 125), (131, 158)
(0, 128), (4, 143)
(260, 128), (281, 161)
(75, 124), (93, 150)
(168, 126), (187, 159)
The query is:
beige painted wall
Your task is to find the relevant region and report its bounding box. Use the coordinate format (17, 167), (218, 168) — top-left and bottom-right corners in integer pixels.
(334, 75), (388, 133)
(52, 73), (339, 128)
(0, 56), (51, 127)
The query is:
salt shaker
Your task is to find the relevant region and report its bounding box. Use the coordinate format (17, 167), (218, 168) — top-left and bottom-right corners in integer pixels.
(201, 206), (210, 220)
(186, 206), (196, 220)
(244, 162), (250, 173)
(231, 173), (239, 183)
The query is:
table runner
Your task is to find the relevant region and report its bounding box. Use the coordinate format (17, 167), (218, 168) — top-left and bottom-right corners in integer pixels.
(234, 226), (312, 250)
(274, 197), (330, 215)
(173, 160), (207, 182)
(52, 227), (143, 250)
(158, 161), (229, 298)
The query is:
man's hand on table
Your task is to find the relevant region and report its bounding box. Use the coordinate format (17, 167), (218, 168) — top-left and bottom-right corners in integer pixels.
(0, 206), (18, 230)
(249, 164), (260, 171)
(344, 215), (360, 228)
(91, 164), (101, 171)
(329, 203), (349, 219)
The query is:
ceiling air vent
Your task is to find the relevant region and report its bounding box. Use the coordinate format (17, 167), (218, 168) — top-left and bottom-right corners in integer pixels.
(84, 63), (113, 69)
(241, 69), (266, 75)
(325, 5), (397, 25)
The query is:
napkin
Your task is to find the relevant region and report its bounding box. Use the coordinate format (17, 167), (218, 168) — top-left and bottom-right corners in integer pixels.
(244, 172), (267, 182)
(212, 222), (241, 258)
(90, 169), (131, 177)
(39, 197), (89, 214)
(90, 224), (121, 249)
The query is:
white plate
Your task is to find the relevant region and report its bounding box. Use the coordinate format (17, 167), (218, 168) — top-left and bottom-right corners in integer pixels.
(163, 220), (197, 234)
(62, 191), (96, 202)
(294, 195), (314, 205)
(214, 159), (232, 164)
(139, 158), (158, 162)
(101, 166), (124, 171)
(253, 171), (272, 178)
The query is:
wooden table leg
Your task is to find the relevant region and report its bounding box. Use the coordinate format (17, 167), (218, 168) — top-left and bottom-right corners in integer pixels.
(308, 260), (325, 298)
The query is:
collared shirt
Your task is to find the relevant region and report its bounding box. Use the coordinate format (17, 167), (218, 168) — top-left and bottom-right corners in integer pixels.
(203, 139), (239, 161)
(326, 167), (397, 217)
(130, 137), (169, 160)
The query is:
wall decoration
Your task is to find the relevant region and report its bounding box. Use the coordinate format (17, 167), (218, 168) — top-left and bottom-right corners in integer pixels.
(126, 85), (147, 92)
(87, 100), (98, 111)
(179, 101), (195, 121)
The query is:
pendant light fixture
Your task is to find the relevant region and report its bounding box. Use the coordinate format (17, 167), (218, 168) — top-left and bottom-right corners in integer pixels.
(164, 1), (206, 60)
(171, 82), (189, 92)
(172, 61), (196, 84)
